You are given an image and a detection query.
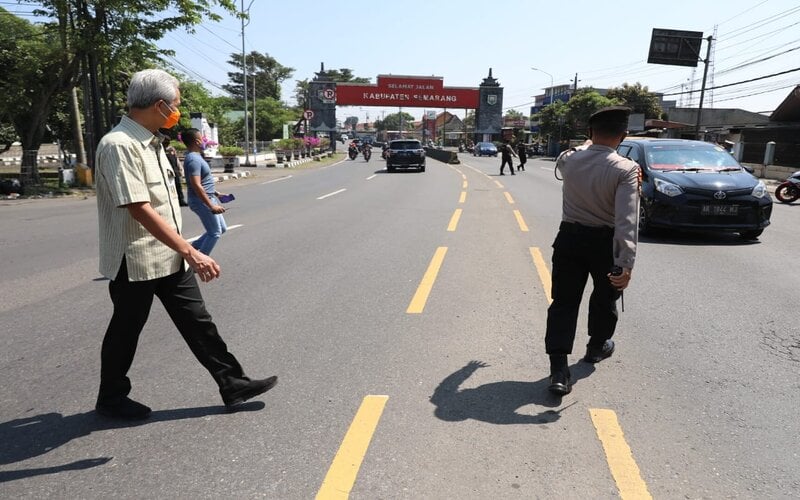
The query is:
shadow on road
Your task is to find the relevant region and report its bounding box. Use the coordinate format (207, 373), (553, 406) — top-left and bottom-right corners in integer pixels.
(430, 360), (594, 425)
(0, 402), (264, 482)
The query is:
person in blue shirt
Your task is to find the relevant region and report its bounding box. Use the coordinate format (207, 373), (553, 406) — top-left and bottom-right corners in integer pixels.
(182, 128), (228, 255)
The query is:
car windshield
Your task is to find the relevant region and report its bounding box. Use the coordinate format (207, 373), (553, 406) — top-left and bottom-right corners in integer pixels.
(391, 141), (422, 150)
(646, 145), (741, 172)
(478, 142), (495, 149)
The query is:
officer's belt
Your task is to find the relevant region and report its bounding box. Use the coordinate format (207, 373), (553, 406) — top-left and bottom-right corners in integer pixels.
(559, 221), (614, 237)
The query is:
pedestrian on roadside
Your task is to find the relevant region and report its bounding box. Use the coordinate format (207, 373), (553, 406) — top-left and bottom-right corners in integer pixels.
(499, 139), (517, 176)
(543, 106), (639, 396)
(182, 127), (228, 256)
(162, 135), (188, 206)
(94, 68), (276, 420)
(516, 141), (528, 171)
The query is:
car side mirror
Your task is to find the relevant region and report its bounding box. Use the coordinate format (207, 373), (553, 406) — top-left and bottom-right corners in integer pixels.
(742, 165), (754, 174)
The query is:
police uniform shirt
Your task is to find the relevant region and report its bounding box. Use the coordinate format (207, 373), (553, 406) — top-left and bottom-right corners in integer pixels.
(556, 144), (639, 269)
(96, 115), (184, 282)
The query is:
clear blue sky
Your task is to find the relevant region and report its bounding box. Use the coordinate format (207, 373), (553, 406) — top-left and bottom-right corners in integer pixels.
(12, 0), (800, 123)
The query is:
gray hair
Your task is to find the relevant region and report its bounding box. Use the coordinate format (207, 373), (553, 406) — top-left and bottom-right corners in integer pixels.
(127, 69), (180, 109)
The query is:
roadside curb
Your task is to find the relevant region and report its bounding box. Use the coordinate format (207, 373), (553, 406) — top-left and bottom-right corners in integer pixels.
(212, 170), (250, 183)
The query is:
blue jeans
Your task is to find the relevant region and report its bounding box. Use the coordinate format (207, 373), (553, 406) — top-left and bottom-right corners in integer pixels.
(189, 194), (227, 255)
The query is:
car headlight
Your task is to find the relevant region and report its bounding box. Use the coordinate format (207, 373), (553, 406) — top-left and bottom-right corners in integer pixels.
(751, 181), (767, 198)
(654, 178), (684, 197)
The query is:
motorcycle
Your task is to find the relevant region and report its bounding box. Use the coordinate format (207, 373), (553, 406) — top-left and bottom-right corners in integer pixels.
(775, 170), (800, 203)
(363, 147), (371, 161)
(348, 145), (358, 160)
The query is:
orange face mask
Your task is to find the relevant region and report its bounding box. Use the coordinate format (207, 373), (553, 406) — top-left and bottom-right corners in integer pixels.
(159, 101), (181, 129)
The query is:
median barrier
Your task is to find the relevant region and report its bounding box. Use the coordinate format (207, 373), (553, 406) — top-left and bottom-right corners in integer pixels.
(424, 148), (460, 165)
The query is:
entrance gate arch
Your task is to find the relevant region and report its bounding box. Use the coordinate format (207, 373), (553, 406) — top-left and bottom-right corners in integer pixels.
(307, 64), (504, 145)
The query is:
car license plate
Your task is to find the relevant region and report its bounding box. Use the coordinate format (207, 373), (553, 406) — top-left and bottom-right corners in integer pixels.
(701, 204), (738, 216)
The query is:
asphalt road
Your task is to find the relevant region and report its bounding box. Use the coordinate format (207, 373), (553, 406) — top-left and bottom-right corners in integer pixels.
(1, 150), (799, 498)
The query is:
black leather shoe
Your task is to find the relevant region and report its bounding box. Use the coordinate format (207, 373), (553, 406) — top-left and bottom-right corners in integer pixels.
(96, 397), (152, 420)
(223, 376), (278, 407)
(548, 371), (571, 395)
(583, 339), (615, 363)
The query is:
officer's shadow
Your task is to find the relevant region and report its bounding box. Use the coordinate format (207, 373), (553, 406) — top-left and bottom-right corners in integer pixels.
(431, 360), (594, 425)
(0, 402), (264, 483)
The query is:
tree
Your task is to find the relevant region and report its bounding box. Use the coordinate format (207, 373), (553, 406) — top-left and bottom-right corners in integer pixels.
(224, 51), (294, 101)
(293, 68), (370, 107)
(504, 109), (525, 120)
(253, 97), (296, 141)
(1, 1), (238, 183)
(565, 89), (621, 136)
(606, 82), (663, 119)
(344, 116), (358, 131)
(381, 112), (415, 132)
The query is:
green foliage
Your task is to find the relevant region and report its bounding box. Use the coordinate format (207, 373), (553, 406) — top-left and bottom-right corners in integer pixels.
(293, 68), (371, 107)
(217, 145), (244, 157)
(224, 51), (294, 100)
(504, 109), (525, 120)
(538, 89), (620, 141)
(378, 112), (415, 131)
(605, 82), (663, 119)
(344, 116), (358, 129)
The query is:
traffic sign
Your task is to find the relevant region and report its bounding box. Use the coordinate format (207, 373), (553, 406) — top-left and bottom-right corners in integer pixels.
(323, 88), (335, 100)
(303, 110), (314, 120)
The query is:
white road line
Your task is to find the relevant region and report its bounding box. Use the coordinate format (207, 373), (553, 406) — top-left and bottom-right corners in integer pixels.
(317, 188), (347, 200)
(187, 224), (243, 242)
(366, 174), (377, 180)
(261, 175), (293, 184)
(321, 159), (348, 169)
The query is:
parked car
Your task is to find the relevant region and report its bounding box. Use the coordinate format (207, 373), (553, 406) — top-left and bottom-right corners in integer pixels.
(385, 139), (426, 172)
(473, 142), (498, 157)
(616, 138), (772, 240)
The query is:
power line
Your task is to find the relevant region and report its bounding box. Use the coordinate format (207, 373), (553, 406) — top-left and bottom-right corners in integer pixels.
(662, 67), (800, 97)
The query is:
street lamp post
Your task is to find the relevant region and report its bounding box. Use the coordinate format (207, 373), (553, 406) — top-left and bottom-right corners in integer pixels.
(531, 67), (555, 156)
(241, 0), (255, 167)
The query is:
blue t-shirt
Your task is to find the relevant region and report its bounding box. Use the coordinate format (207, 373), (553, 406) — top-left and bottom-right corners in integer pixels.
(183, 152), (215, 198)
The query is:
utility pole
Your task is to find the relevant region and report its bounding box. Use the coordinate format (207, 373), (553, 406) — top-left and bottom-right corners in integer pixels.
(573, 73), (578, 93)
(252, 75), (256, 161)
(694, 35), (714, 140)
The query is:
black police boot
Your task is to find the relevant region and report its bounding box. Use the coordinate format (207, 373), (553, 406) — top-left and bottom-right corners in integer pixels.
(583, 339), (615, 363)
(548, 355), (571, 395)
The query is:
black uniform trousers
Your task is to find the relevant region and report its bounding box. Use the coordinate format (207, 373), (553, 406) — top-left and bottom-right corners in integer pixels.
(500, 156), (515, 174)
(98, 258), (248, 404)
(545, 222), (621, 355)
(518, 152), (527, 170)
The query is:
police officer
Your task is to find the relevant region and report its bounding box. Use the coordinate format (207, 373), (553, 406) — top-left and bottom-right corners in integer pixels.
(499, 139), (517, 175)
(544, 106), (639, 395)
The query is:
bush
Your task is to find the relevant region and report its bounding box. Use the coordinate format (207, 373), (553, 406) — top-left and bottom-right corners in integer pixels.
(217, 146), (244, 157)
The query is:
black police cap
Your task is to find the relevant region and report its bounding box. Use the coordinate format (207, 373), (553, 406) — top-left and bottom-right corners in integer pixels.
(588, 106), (631, 125)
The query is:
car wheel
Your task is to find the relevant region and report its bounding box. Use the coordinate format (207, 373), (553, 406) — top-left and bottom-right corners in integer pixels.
(387, 164), (395, 173)
(739, 229), (763, 240)
(420, 164), (426, 172)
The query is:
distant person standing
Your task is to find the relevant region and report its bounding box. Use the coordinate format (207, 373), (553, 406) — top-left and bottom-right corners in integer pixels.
(182, 128), (228, 256)
(499, 139), (517, 176)
(516, 142), (528, 172)
(162, 135), (188, 206)
(544, 106), (639, 396)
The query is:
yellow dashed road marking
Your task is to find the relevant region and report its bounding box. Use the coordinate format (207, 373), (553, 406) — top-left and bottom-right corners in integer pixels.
(447, 209), (462, 232)
(459, 191), (467, 203)
(504, 191), (515, 204)
(529, 247), (552, 304)
(316, 396), (389, 500)
(407, 247), (448, 314)
(513, 210), (529, 232)
(590, 408), (653, 500)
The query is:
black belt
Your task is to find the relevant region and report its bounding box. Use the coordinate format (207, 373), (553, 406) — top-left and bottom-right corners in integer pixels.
(559, 221), (614, 237)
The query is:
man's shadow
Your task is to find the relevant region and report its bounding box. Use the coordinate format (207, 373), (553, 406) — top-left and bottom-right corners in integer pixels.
(430, 360), (594, 425)
(0, 402), (264, 483)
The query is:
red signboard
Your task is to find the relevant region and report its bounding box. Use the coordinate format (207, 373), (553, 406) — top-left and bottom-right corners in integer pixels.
(336, 75), (479, 108)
